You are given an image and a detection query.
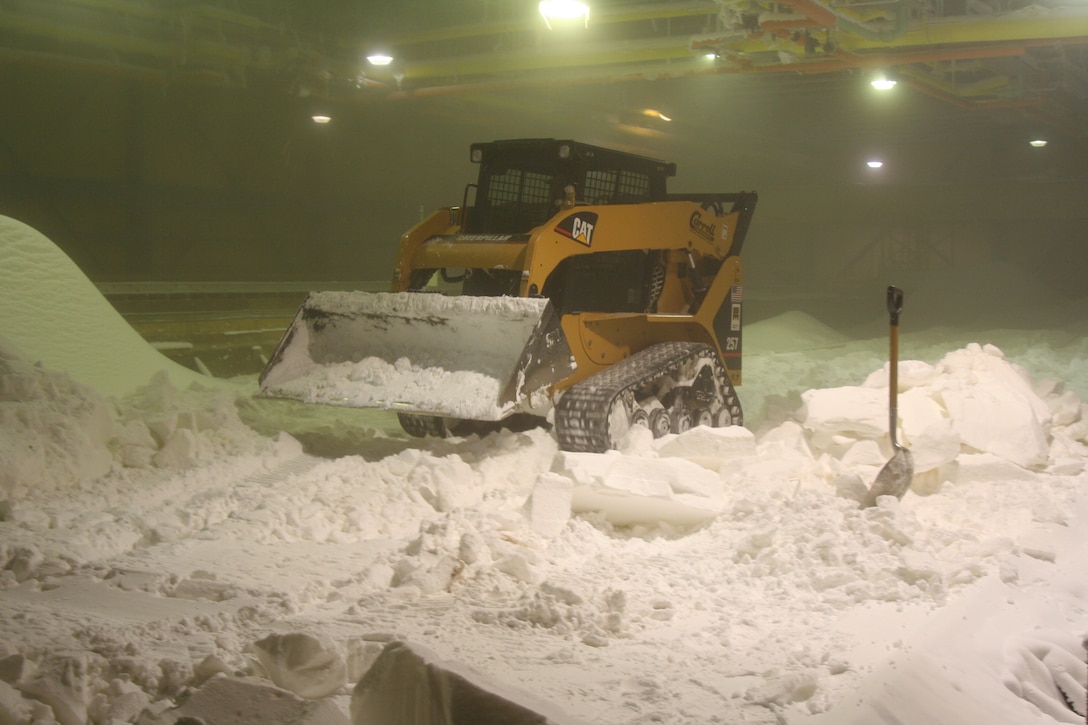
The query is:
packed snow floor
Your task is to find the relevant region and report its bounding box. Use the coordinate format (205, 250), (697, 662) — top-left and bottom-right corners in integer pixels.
(1, 215), (1086, 724)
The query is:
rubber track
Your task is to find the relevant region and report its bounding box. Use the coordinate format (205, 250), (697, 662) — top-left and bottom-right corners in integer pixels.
(555, 341), (735, 453)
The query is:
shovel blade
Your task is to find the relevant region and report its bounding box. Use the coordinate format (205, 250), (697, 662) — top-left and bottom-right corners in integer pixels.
(862, 448), (914, 507)
(257, 291), (575, 420)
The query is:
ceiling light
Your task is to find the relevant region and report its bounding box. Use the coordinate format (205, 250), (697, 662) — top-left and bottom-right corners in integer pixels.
(539, 1), (589, 29)
(867, 160), (884, 169)
(366, 53), (394, 66)
(704, 53), (717, 60)
(871, 76), (896, 91)
(642, 109), (671, 122)
(1029, 138), (1048, 148)
(311, 114), (332, 124)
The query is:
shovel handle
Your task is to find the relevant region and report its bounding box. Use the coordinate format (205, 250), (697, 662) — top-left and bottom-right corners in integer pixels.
(887, 285), (904, 326)
(886, 285), (904, 448)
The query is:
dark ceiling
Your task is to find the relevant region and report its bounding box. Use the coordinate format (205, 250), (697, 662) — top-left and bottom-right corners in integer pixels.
(2, 1), (1087, 292)
(2, 0), (1087, 122)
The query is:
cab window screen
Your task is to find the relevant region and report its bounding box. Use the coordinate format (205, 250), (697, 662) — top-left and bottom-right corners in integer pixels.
(584, 170), (616, 204)
(482, 168), (555, 232)
(584, 169), (650, 204)
(488, 169), (552, 204)
(616, 170), (650, 202)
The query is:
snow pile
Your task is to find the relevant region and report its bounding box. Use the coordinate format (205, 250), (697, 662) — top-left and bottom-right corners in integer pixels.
(0, 217), (1085, 725)
(258, 292), (561, 420)
(0, 215), (212, 397)
(263, 354), (509, 420)
(746, 309), (853, 351)
(796, 342), (1088, 494)
(0, 331), (1084, 724)
(0, 339), (266, 502)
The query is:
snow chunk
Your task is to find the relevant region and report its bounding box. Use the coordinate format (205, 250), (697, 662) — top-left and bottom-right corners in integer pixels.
(861, 359), (936, 390)
(152, 428), (199, 470)
(932, 344), (1051, 467)
(20, 650), (108, 725)
(554, 451), (724, 526)
(0, 679), (38, 725)
(418, 455), (481, 512)
(655, 425), (756, 469)
(140, 674), (348, 725)
(939, 384), (1049, 468)
(802, 386), (887, 439)
(526, 473), (574, 538)
(351, 641), (583, 725)
(251, 632), (347, 699)
(0, 345), (114, 497)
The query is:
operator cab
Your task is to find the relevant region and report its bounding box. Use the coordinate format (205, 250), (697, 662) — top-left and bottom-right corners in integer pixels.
(461, 139), (676, 235)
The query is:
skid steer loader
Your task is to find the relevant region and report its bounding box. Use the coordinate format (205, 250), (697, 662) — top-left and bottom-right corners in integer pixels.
(258, 139), (757, 452)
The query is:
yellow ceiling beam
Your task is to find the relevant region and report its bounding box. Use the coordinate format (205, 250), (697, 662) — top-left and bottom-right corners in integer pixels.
(835, 12), (1088, 52)
(0, 10), (172, 59)
(383, 2), (718, 45)
(899, 66), (1013, 98)
(399, 37), (697, 80)
(0, 9), (295, 69)
(389, 11), (1088, 82)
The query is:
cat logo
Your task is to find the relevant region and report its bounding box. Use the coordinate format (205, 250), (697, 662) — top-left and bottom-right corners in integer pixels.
(554, 211), (598, 247)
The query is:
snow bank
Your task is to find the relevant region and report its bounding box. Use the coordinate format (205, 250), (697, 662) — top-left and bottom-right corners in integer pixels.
(1, 337), (1085, 723)
(0, 339), (267, 503)
(796, 342), (1087, 492)
(1, 252), (1086, 725)
(746, 309), (853, 351)
(0, 215), (213, 397)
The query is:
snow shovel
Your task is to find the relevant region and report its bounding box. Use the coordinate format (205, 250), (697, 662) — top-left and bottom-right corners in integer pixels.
(862, 286), (913, 507)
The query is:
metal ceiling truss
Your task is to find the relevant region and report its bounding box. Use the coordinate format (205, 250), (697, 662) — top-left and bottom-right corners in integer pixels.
(1, 0), (1086, 124)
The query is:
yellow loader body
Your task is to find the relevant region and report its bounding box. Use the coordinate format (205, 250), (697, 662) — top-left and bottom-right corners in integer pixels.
(259, 139), (757, 450)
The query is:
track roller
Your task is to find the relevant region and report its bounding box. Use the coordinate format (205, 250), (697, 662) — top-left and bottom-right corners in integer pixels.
(555, 341), (742, 453)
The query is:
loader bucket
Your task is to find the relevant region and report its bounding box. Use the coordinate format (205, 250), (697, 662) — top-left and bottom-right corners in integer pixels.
(257, 292), (575, 421)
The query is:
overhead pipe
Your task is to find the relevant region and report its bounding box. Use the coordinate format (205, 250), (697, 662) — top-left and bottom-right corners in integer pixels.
(0, 6), (331, 80)
(1023, 106), (1088, 142)
(60, 0), (286, 35)
(760, 0), (837, 32)
(374, 44), (1009, 99)
(898, 64), (1015, 99)
(0, 45), (229, 87)
(752, 0), (908, 49)
(773, 44), (1031, 76)
(378, 42), (1032, 99)
(833, 1), (907, 43)
(836, 10), (1088, 51)
(899, 75), (1045, 110)
(6, 0), (1088, 115)
(369, 33), (1088, 102)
